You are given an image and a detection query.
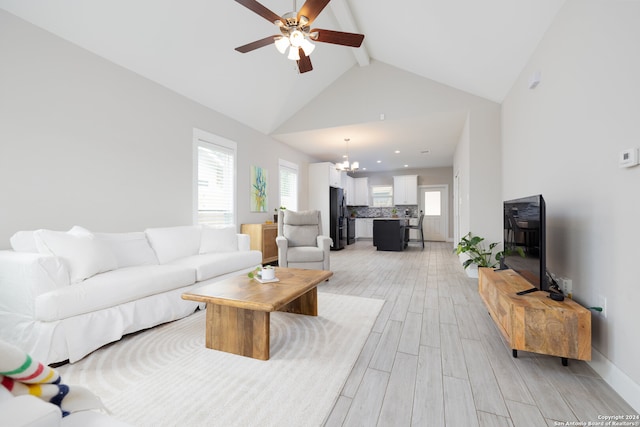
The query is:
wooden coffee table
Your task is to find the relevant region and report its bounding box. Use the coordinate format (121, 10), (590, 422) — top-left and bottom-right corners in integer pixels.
(181, 267), (333, 360)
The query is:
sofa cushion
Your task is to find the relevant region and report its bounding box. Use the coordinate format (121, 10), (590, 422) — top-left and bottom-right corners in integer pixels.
(145, 226), (202, 264)
(34, 265), (197, 321)
(282, 210), (320, 247)
(94, 232), (158, 268)
(33, 229), (118, 284)
(9, 226), (91, 253)
(283, 225), (319, 247)
(286, 246), (325, 263)
(169, 251), (262, 282)
(283, 209), (319, 226)
(200, 225), (238, 254)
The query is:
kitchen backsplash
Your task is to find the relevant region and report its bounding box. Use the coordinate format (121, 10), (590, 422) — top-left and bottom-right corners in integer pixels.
(348, 205), (419, 218)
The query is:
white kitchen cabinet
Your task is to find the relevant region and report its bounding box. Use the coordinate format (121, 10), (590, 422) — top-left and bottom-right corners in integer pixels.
(355, 218), (373, 239)
(329, 166), (342, 188)
(353, 177), (369, 206)
(310, 162), (343, 189)
(344, 175), (355, 205)
(393, 175), (418, 205)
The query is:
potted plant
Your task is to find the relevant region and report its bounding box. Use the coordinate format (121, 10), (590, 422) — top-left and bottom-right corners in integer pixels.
(455, 232), (524, 270)
(391, 207), (398, 218)
(248, 265), (275, 281)
(455, 233), (501, 270)
(274, 206), (286, 222)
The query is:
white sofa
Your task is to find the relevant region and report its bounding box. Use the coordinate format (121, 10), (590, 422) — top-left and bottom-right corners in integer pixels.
(0, 225), (262, 364)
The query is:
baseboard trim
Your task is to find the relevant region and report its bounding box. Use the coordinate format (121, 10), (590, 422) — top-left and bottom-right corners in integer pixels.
(588, 348), (640, 413)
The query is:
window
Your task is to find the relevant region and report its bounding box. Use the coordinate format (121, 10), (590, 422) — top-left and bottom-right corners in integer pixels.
(371, 185), (393, 207)
(424, 191), (442, 216)
(279, 159), (298, 211)
(194, 129), (236, 226)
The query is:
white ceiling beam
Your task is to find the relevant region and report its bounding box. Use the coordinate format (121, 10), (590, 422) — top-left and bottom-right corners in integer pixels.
(329, 0), (370, 67)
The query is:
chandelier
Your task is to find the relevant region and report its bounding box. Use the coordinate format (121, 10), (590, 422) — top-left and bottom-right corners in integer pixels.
(336, 138), (359, 172)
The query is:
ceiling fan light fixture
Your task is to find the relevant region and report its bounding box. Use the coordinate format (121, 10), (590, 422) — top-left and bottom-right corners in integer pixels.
(300, 38), (315, 56)
(289, 30), (304, 47)
(287, 46), (300, 60)
(274, 36), (289, 54)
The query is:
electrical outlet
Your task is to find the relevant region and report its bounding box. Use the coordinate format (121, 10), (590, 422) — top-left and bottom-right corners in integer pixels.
(596, 295), (607, 318)
(560, 278), (572, 299)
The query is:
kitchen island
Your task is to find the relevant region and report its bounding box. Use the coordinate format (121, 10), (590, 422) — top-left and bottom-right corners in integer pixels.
(373, 218), (410, 251)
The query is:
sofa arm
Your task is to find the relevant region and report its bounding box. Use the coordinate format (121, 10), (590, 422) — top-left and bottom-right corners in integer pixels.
(317, 236), (332, 271)
(237, 234), (250, 251)
(0, 251), (69, 316)
(0, 394), (62, 427)
(317, 235), (332, 252)
(275, 236), (288, 267)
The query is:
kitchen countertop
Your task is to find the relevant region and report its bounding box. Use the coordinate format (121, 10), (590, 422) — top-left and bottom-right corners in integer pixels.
(354, 216), (417, 219)
(374, 217), (408, 220)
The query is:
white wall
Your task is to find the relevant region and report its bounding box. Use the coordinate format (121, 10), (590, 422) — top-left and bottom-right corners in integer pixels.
(502, 0), (640, 410)
(0, 10), (315, 248)
(453, 115), (471, 246)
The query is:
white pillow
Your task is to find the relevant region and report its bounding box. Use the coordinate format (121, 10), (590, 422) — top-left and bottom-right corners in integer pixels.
(145, 226), (202, 264)
(93, 232), (158, 268)
(34, 229), (118, 284)
(10, 226), (92, 253)
(9, 231), (38, 252)
(200, 225), (238, 253)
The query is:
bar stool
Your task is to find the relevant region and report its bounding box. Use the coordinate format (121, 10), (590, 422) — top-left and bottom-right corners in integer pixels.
(407, 212), (425, 249)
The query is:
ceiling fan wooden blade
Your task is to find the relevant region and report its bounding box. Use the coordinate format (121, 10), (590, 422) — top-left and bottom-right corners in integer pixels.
(297, 49), (313, 73)
(298, 0), (331, 26)
(235, 0), (284, 24)
(235, 36), (277, 53)
(311, 29), (364, 47)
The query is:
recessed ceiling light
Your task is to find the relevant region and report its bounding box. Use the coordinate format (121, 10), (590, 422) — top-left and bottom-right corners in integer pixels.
(394, 150), (400, 154)
(362, 167), (367, 170)
(404, 164), (409, 168)
(376, 160), (382, 163)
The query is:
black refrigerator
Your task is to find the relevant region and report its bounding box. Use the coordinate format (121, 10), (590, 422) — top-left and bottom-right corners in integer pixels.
(329, 186), (347, 250)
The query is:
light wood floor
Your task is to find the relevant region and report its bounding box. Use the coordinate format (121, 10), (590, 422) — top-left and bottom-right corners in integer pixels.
(319, 240), (637, 427)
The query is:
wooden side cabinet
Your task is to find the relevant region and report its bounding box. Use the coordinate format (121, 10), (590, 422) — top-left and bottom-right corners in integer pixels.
(478, 267), (591, 365)
(240, 223), (278, 264)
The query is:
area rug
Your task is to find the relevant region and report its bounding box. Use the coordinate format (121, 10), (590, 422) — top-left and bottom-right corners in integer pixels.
(57, 292), (383, 427)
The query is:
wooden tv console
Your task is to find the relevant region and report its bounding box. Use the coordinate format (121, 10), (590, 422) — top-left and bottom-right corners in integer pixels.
(478, 267), (591, 365)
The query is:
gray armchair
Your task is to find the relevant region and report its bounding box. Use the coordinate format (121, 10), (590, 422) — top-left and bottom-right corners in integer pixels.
(276, 209), (332, 271)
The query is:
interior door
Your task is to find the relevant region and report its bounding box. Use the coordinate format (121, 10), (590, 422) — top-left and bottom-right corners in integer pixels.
(420, 186), (448, 242)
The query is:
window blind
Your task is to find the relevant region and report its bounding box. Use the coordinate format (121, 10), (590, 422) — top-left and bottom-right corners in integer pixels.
(371, 185), (393, 207)
(197, 141), (235, 225)
(279, 160), (298, 211)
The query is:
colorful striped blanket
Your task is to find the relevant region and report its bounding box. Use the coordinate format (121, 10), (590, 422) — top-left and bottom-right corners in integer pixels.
(0, 340), (104, 417)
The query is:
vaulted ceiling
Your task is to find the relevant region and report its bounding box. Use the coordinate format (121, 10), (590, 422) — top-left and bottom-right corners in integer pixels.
(0, 0), (566, 171)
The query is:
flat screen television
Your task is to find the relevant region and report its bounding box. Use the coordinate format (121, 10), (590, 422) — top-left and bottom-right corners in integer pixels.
(502, 194), (548, 292)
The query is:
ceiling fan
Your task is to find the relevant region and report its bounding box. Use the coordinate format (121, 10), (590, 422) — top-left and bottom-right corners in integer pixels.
(234, 0), (365, 73)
